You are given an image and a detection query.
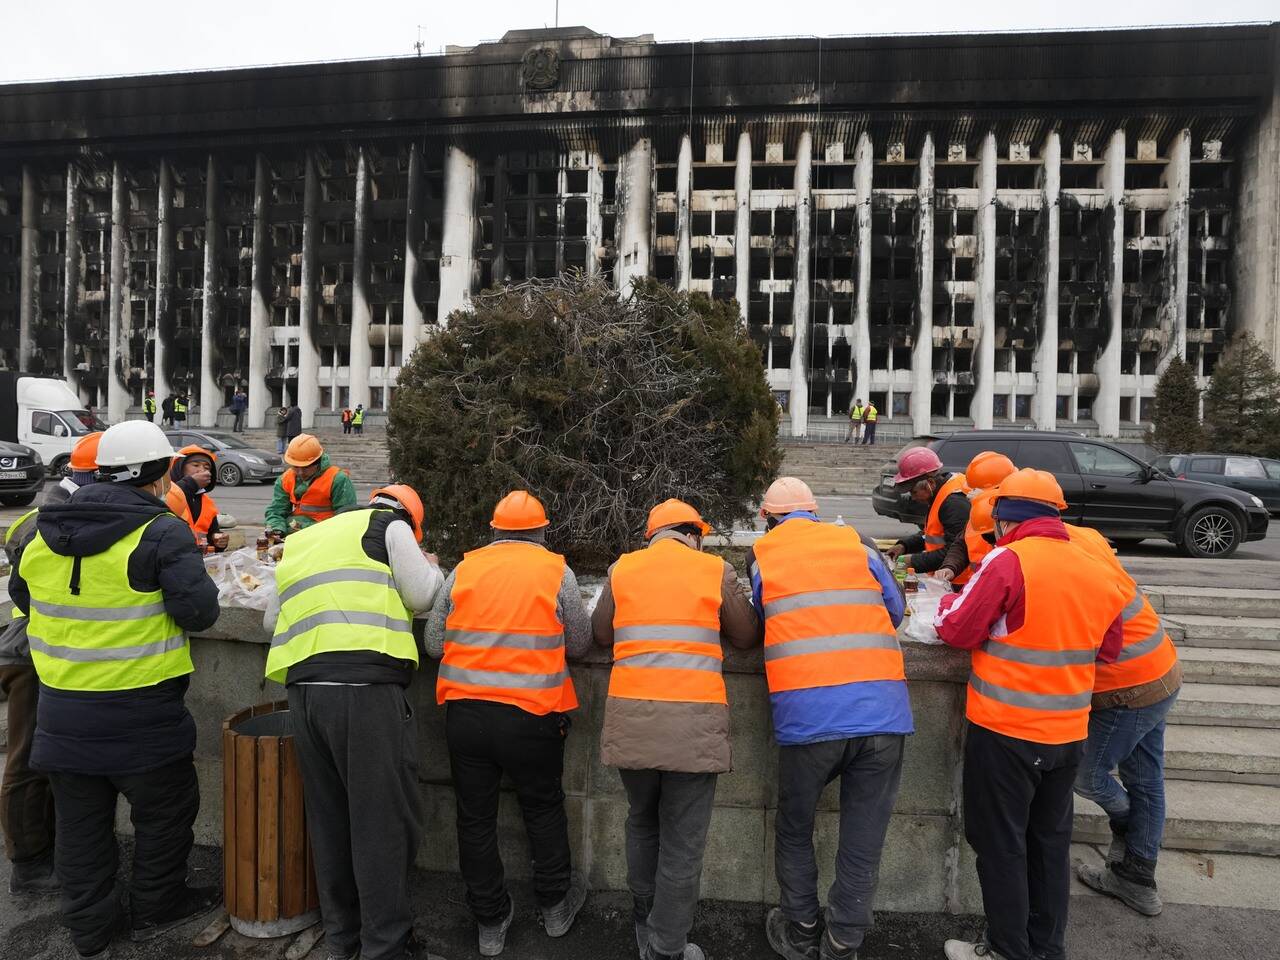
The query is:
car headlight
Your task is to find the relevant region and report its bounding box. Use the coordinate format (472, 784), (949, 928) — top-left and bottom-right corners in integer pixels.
(1249, 495), (1265, 509)
(240, 455), (264, 466)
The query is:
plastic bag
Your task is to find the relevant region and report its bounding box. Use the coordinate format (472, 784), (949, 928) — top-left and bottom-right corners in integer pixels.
(901, 575), (951, 645)
(203, 547), (278, 611)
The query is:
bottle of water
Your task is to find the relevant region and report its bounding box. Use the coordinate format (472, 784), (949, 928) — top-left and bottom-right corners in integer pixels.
(834, 514), (846, 526)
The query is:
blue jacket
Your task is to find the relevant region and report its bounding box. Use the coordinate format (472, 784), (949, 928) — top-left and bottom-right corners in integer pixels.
(748, 514), (914, 745)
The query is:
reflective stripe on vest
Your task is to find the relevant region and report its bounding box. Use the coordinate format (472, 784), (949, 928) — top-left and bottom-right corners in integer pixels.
(165, 486), (218, 545)
(924, 474), (970, 551)
(607, 538), (726, 705)
(864, 406), (877, 422)
(966, 535), (1129, 744)
(352, 410), (364, 425)
(1062, 525), (1179, 693)
(438, 541), (577, 715)
(282, 465), (340, 522)
(144, 398), (156, 413)
(20, 519), (192, 692)
(173, 399), (187, 413)
(265, 509), (417, 684)
(753, 519), (903, 694)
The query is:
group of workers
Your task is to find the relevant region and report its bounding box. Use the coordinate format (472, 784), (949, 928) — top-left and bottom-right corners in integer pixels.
(0, 419), (1181, 960)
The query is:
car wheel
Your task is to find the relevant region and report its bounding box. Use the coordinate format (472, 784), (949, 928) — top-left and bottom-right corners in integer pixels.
(1179, 505), (1242, 559)
(50, 455), (70, 478)
(219, 462), (243, 487)
(0, 493), (37, 507)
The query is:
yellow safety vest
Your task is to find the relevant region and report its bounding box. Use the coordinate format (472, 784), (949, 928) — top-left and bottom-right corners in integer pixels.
(173, 398), (187, 414)
(20, 519), (192, 692)
(144, 397), (157, 414)
(850, 405), (864, 422)
(865, 405), (878, 422)
(5, 508), (37, 622)
(352, 409), (364, 425)
(266, 509), (417, 684)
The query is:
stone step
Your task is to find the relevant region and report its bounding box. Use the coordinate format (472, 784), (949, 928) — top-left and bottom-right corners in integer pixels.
(1146, 585), (1280, 620)
(1179, 647), (1280, 687)
(1165, 724), (1280, 786)
(1070, 843), (1280, 911)
(1165, 614), (1280, 651)
(1170, 683), (1280, 729)
(1073, 779), (1280, 855)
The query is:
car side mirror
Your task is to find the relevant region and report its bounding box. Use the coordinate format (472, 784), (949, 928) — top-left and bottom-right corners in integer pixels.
(1138, 465), (1155, 483)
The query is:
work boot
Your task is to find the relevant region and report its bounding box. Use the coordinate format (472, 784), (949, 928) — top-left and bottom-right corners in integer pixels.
(540, 874), (586, 938)
(130, 885), (221, 942)
(942, 940), (1008, 960)
(1106, 821), (1128, 865)
(1077, 855), (1163, 917)
(819, 927), (857, 960)
(8, 852), (60, 894)
(477, 897), (515, 957)
(765, 907), (821, 960)
(644, 944), (706, 960)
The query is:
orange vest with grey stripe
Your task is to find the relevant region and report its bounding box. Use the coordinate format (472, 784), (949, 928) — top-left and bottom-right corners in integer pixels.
(607, 538), (726, 705)
(1063, 525), (1179, 694)
(924, 473), (971, 550)
(752, 520), (903, 693)
(437, 541), (577, 716)
(282, 466), (340, 523)
(966, 536), (1129, 744)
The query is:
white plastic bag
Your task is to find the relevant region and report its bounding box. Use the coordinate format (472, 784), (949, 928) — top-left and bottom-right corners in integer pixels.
(203, 547), (278, 611)
(902, 575), (951, 645)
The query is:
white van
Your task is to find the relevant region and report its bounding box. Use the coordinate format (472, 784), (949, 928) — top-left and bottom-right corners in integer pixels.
(0, 374), (107, 474)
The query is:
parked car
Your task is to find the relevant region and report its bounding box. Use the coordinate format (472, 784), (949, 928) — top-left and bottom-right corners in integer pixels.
(0, 439), (46, 506)
(1151, 453), (1280, 516)
(872, 430), (1270, 559)
(163, 429), (285, 487)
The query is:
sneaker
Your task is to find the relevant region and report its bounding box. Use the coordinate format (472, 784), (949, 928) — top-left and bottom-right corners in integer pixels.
(765, 907), (821, 960)
(130, 885), (221, 942)
(540, 875), (586, 938)
(8, 852), (60, 894)
(819, 928), (856, 960)
(1076, 861), (1163, 917)
(943, 941), (1007, 960)
(644, 945), (706, 960)
(478, 898), (515, 957)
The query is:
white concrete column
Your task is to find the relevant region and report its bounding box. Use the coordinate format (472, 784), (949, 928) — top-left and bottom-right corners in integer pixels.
(154, 159), (173, 405)
(298, 150), (321, 427)
(734, 131), (752, 323)
(438, 145), (476, 324)
(676, 134), (693, 291)
(1096, 130), (1126, 438)
(107, 161), (130, 423)
(789, 131), (813, 438)
(247, 154), (271, 428)
(200, 154), (221, 427)
(1161, 128), (1192, 371)
(348, 147), (373, 410)
(19, 165), (37, 370)
(913, 134), (935, 436)
(972, 133), (997, 430)
(585, 153), (604, 277)
(853, 133), (873, 415)
(62, 163), (81, 389)
(401, 142), (425, 353)
(1036, 132), (1061, 430)
(615, 139), (653, 290)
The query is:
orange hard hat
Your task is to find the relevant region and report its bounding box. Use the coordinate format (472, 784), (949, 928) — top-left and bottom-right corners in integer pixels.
(760, 477), (818, 517)
(491, 490), (550, 530)
(175, 443), (216, 464)
(371, 483), (426, 542)
(283, 433), (324, 467)
(645, 498), (711, 539)
(965, 451), (1016, 491)
(993, 468), (1068, 511)
(69, 432), (104, 472)
(969, 489), (998, 537)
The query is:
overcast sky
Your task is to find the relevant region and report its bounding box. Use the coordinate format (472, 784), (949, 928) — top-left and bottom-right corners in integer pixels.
(3, 0), (1275, 83)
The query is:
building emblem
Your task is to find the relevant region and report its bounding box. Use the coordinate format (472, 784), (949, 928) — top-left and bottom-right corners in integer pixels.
(521, 46), (560, 90)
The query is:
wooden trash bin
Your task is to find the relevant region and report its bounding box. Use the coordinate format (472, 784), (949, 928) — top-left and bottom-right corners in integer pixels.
(222, 701), (321, 937)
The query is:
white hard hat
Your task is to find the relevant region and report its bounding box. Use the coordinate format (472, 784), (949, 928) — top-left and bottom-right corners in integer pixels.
(96, 420), (175, 481)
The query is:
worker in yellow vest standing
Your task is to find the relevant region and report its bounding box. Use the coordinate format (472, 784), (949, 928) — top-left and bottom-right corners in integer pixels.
(860, 400), (878, 445)
(8, 420), (221, 958)
(424, 490), (590, 957)
(845, 400), (865, 444)
(592, 500), (759, 960)
(264, 484), (446, 960)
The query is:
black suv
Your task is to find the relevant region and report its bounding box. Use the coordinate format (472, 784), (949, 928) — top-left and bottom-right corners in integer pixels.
(871, 430), (1270, 559)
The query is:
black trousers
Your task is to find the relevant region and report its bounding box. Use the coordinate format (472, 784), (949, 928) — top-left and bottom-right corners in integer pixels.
(47, 757), (199, 956)
(287, 684), (423, 960)
(445, 699), (572, 923)
(1, 663), (55, 865)
(963, 724), (1084, 960)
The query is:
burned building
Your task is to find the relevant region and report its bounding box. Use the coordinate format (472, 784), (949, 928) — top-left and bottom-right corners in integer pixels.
(1, 23), (1278, 436)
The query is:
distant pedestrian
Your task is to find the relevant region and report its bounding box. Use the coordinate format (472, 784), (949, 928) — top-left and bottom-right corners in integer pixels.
(172, 393), (188, 425)
(286, 404), (303, 444)
(161, 395), (174, 427)
(341, 408), (353, 435)
(352, 404), (365, 436)
(275, 406), (290, 455)
(143, 392), (157, 423)
(861, 401), (878, 446)
(231, 389), (248, 433)
(846, 399), (864, 444)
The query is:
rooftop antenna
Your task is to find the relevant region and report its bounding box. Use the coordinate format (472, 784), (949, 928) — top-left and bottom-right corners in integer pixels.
(414, 25), (424, 56)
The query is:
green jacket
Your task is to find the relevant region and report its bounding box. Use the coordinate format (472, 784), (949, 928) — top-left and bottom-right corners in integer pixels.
(264, 453), (358, 535)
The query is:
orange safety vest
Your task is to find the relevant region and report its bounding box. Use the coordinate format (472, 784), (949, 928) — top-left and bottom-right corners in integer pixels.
(282, 465), (340, 523)
(966, 535), (1128, 744)
(608, 538), (726, 705)
(437, 541), (577, 716)
(165, 484), (218, 548)
(924, 474), (971, 552)
(753, 520), (903, 693)
(1064, 525), (1179, 694)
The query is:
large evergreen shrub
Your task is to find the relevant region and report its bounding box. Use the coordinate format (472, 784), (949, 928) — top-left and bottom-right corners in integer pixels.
(1148, 356), (1204, 453)
(1202, 332), (1280, 457)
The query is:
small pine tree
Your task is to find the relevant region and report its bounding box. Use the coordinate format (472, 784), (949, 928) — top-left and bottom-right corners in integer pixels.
(1148, 356), (1204, 453)
(1202, 332), (1280, 456)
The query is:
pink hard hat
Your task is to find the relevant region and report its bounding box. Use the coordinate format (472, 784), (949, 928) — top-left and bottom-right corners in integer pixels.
(892, 446), (943, 485)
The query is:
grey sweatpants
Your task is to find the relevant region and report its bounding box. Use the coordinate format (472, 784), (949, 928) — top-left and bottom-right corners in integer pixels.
(619, 769), (718, 956)
(287, 684), (423, 960)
